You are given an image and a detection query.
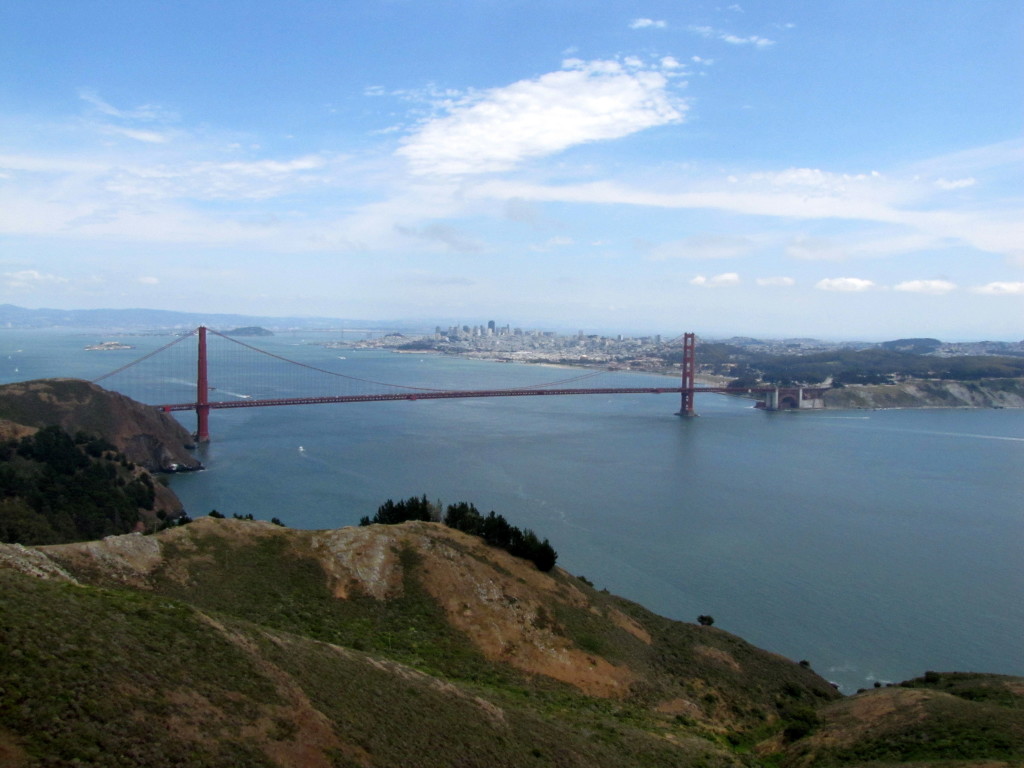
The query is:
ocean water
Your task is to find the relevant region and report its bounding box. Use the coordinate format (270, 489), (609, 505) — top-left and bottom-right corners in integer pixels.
(3, 328), (1022, 693)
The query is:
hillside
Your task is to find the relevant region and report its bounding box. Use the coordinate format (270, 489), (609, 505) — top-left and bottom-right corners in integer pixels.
(1, 519), (1021, 767)
(0, 379), (199, 472)
(0, 379), (196, 544)
(821, 378), (1024, 409)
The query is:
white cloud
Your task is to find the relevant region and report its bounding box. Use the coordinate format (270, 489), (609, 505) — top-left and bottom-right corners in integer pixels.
(691, 272), (740, 287)
(756, 276), (795, 287)
(3, 270), (69, 290)
(721, 34), (774, 47)
(971, 281), (1024, 295)
(630, 18), (667, 29)
(815, 277), (875, 292)
(138, 276), (160, 285)
(893, 279), (956, 295)
(397, 59), (685, 176)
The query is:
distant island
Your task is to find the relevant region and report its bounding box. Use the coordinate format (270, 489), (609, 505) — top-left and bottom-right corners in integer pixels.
(223, 325), (274, 336)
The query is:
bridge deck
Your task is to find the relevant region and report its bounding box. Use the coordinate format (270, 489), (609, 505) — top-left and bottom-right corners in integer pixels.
(157, 386), (780, 411)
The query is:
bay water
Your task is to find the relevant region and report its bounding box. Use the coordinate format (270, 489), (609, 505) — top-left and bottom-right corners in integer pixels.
(3, 328), (1022, 693)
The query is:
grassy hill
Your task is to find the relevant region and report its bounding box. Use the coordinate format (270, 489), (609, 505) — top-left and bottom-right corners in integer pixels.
(1, 519), (1021, 767)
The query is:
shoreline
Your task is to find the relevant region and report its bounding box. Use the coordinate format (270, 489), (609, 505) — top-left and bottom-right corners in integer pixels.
(338, 344), (1024, 411)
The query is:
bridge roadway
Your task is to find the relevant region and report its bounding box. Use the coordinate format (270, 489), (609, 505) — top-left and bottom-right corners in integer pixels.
(158, 385), (772, 412)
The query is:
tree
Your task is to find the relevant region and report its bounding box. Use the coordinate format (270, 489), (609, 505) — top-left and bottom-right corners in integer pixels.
(697, 615), (715, 627)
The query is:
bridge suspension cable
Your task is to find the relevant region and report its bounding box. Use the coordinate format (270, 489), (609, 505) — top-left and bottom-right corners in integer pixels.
(203, 327), (613, 393)
(88, 326), (793, 442)
(91, 330), (196, 384)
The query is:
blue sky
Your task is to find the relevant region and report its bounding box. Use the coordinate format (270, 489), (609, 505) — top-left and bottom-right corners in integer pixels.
(1, 1), (1021, 340)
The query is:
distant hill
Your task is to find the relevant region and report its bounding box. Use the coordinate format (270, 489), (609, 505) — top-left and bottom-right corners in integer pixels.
(0, 518), (1020, 766)
(0, 304), (407, 332)
(879, 337), (943, 354)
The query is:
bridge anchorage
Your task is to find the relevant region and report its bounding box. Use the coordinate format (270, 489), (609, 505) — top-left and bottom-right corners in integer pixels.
(96, 326), (826, 443)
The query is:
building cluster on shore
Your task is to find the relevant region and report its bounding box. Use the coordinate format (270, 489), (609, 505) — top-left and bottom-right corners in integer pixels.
(320, 320), (1024, 381)
(331, 322), (682, 375)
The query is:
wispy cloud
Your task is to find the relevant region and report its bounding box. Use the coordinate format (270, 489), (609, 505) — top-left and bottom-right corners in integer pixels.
(815, 277), (875, 292)
(3, 270), (69, 290)
(100, 126), (172, 144)
(397, 58), (685, 176)
(689, 25), (774, 47)
(971, 281), (1024, 295)
(893, 279), (956, 294)
(650, 234), (755, 260)
(756, 276), (795, 287)
(691, 272), (740, 287)
(78, 90), (171, 122)
(630, 18), (667, 29)
(934, 177), (976, 190)
(394, 222), (485, 253)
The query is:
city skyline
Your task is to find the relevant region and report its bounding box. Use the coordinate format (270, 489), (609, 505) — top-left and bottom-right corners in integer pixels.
(1, 1), (1022, 340)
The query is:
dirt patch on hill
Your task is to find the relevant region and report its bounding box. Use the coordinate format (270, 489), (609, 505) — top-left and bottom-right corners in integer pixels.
(313, 522), (637, 697)
(40, 532), (164, 588)
(0, 543), (78, 583)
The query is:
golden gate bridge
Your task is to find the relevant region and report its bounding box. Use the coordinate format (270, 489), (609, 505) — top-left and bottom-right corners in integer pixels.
(93, 327), (820, 442)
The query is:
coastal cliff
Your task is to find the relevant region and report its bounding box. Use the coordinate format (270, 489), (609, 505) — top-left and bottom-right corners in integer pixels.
(821, 377), (1024, 409)
(0, 379), (196, 542)
(0, 378), (200, 472)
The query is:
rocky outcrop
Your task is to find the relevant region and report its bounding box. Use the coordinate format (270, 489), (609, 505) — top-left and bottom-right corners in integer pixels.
(0, 378), (200, 471)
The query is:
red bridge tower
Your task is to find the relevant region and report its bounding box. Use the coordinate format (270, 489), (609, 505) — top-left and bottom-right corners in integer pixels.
(195, 326), (211, 443)
(677, 332), (696, 417)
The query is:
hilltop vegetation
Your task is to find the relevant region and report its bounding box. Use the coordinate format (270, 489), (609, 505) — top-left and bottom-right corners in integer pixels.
(360, 495), (558, 571)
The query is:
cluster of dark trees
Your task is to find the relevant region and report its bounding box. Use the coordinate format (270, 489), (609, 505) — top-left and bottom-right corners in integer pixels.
(0, 426), (157, 545)
(206, 510), (285, 526)
(360, 495), (558, 572)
